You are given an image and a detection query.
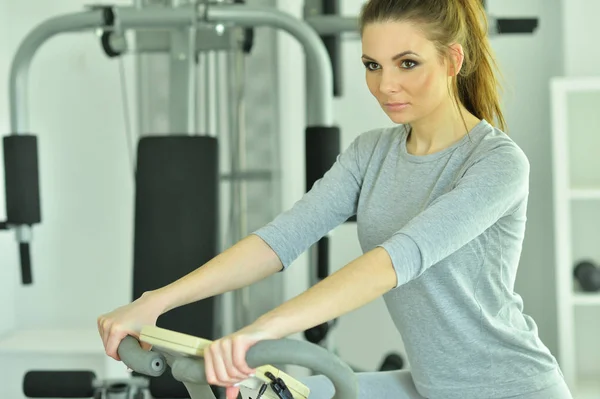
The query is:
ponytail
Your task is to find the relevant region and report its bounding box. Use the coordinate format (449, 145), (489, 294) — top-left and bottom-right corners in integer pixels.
(359, 0), (507, 132)
(453, 0), (507, 131)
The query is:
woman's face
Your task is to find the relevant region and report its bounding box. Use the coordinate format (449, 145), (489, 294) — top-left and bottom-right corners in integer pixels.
(361, 21), (455, 125)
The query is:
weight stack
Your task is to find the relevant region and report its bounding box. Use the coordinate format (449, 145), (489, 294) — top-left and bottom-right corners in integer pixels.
(133, 135), (218, 337)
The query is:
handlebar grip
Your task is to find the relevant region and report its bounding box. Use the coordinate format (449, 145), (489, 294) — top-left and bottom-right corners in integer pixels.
(117, 336), (167, 377)
(23, 370), (95, 397)
(20, 242), (33, 284)
(170, 356), (208, 384)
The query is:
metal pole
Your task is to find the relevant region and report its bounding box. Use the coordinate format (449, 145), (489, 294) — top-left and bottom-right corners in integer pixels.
(305, 15), (359, 35)
(113, 6), (199, 29)
(168, 27), (195, 133)
(10, 4), (333, 131)
(7, 10), (105, 250)
(207, 4), (334, 126)
(204, 51), (211, 134)
(233, 46), (251, 331)
(9, 10), (105, 133)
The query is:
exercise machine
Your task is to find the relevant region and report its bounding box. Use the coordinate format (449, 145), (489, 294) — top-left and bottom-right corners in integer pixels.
(1, 0), (342, 396)
(22, 325), (359, 399)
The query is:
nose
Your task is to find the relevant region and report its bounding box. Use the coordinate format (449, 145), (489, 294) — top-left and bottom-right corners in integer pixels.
(379, 69), (402, 95)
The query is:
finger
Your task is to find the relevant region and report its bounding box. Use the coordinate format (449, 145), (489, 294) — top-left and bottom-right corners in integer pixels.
(105, 329), (127, 361)
(210, 341), (234, 386)
(232, 339), (255, 376)
(226, 386), (240, 399)
(96, 316), (105, 345)
(204, 347), (217, 385)
(99, 318), (111, 351)
(221, 339), (248, 381)
(140, 341), (152, 351)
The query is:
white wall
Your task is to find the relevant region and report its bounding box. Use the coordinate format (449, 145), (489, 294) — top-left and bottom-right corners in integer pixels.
(562, 0), (600, 77)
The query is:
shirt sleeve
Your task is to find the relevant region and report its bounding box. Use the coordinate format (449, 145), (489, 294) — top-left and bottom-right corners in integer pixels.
(378, 143), (530, 288)
(252, 133), (371, 269)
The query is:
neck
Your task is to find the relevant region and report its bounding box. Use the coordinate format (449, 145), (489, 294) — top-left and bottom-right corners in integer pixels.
(406, 99), (481, 156)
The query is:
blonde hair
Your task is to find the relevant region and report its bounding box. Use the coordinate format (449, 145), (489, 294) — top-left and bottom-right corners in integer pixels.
(359, 0), (507, 132)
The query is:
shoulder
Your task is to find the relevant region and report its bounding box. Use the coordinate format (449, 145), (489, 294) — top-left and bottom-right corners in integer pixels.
(465, 120), (530, 179)
(348, 124), (405, 155)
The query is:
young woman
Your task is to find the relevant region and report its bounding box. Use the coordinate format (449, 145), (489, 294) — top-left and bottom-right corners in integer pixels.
(98, 0), (572, 398)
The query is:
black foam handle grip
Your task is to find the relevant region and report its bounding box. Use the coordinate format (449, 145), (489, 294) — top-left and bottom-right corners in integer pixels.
(23, 371), (96, 397)
(317, 236), (329, 279)
(20, 242), (32, 285)
(118, 335), (167, 377)
(305, 126), (341, 192)
(3, 135), (41, 225)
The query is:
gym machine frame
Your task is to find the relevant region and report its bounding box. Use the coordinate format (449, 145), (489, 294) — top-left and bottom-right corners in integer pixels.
(2, 2), (339, 398)
(2, 1), (334, 284)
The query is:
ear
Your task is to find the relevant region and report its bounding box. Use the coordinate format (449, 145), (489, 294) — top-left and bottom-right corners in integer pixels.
(447, 43), (464, 77)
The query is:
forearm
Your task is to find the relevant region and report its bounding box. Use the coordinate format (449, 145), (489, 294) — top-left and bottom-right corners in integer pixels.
(252, 247), (397, 339)
(147, 234), (283, 314)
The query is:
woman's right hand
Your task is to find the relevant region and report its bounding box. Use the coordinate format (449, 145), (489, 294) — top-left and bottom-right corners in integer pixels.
(97, 291), (164, 361)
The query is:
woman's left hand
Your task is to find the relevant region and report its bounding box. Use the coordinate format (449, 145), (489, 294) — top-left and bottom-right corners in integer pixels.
(204, 323), (278, 399)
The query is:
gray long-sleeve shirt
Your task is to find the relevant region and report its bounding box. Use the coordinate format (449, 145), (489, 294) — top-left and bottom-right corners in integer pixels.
(252, 119), (563, 399)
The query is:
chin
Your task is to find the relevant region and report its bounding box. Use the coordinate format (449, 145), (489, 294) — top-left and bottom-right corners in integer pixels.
(384, 111), (413, 125)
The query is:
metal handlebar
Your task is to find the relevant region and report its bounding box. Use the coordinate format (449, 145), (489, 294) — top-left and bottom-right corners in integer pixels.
(117, 335), (358, 399)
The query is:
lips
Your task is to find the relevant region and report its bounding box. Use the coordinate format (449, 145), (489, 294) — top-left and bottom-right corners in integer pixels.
(384, 102), (410, 111)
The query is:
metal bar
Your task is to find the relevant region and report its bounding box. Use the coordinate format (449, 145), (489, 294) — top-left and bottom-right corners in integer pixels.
(227, 48), (242, 329)
(236, 48), (251, 331)
(305, 15), (358, 35)
(204, 52), (211, 134)
(11, 4), (334, 131)
(9, 10), (105, 133)
(220, 170), (272, 181)
(168, 29), (192, 133)
(113, 29), (235, 53)
(207, 4), (334, 126)
(306, 12), (538, 38)
(114, 6), (200, 29)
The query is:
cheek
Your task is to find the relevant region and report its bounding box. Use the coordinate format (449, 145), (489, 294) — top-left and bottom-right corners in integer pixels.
(414, 69), (447, 104)
(410, 70), (434, 95)
(365, 73), (379, 96)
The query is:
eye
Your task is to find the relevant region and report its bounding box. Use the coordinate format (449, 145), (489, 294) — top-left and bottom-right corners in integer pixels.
(363, 61), (380, 71)
(400, 59), (419, 69)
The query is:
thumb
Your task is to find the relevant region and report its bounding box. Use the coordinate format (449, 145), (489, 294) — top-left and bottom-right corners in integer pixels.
(226, 385), (240, 399)
(140, 341), (152, 351)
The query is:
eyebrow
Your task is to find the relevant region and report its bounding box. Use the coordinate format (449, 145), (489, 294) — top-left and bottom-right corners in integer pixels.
(361, 51), (420, 61)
